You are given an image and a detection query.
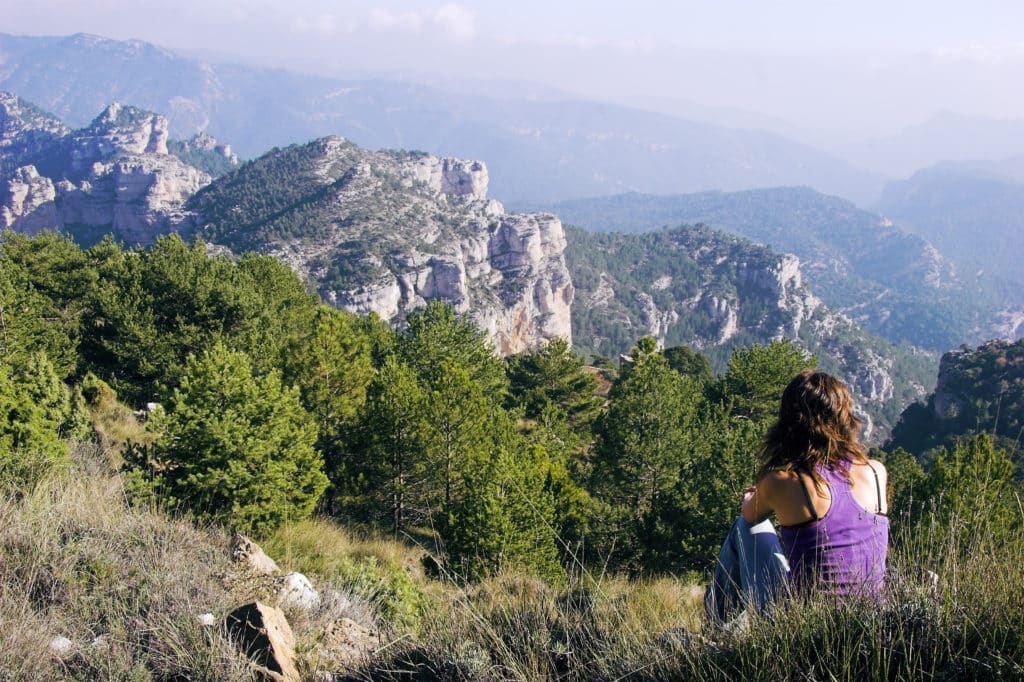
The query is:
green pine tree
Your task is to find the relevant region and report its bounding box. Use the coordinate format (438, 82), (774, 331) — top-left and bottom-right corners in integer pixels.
(361, 356), (430, 533)
(445, 412), (562, 582)
(284, 307), (373, 484)
(0, 351), (72, 487)
(592, 337), (702, 567)
(717, 339), (814, 423)
(663, 344), (714, 384)
(135, 343), (327, 534)
(506, 336), (601, 436)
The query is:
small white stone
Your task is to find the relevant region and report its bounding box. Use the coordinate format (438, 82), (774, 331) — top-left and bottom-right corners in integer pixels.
(49, 636), (74, 656)
(279, 572), (320, 611)
(198, 613), (216, 626)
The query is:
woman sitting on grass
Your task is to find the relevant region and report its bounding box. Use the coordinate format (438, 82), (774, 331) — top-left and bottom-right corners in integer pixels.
(705, 370), (889, 625)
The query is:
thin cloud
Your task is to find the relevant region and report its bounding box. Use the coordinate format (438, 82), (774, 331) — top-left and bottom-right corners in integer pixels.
(365, 3), (476, 41)
(432, 4), (476, 41)
(368, 8), (423, 33)
(289, 12), (348, 36)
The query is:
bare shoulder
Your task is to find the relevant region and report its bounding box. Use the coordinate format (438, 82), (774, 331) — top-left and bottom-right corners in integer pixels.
(758, 469), (797, 493)
(757, 469), (806, 502)
(867, 458), (889, 481)
(742, 469), (797, 523)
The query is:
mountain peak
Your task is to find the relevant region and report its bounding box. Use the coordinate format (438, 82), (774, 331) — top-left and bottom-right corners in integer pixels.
(78, 102), (168, 156)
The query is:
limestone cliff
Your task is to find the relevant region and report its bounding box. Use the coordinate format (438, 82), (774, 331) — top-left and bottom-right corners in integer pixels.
(886, 338), (1024, 456)
(0, 94), (209, 242)
(188, 137), (573, 354)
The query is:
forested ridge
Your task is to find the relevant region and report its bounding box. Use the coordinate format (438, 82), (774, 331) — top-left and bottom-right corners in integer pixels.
(1, 230), (1022, 679)
(546, 189), (987, 350)
(565, 225), (938, 442)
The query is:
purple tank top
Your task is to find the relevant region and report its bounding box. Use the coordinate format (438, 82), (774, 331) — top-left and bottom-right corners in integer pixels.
(779, 463), (889, 598)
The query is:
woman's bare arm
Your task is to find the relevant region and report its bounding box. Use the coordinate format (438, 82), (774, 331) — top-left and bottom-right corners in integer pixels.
(741, 473), (781, 524)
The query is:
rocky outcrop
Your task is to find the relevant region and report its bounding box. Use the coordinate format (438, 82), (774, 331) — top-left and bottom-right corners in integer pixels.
(179, 130), (237, 164)
(0, 165), (58, 233)
(993, 309), (1024, 340)
(0, 92), (69, 178)
(0, 97), (210, 243)
(1, 100), (571, 353)
(279, 572), (320, 611)
(636, 292), (680, 346)
(232, 534), (281, 576)
(68, 102), (168, 175)
(57, 154), (206, 242)
(0, 93), (68, 147)
(326, 208), (573, 355)
(567, 225), (936, 443)
(403, 155), (489, 200)
(191, 137), (573, 354)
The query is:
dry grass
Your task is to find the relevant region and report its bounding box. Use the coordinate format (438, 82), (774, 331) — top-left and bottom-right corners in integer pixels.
(0, 446), (386, 681)
(0, 443), (257, 681)
(83, 376), (156, 465)
(261, 518), (426, 580)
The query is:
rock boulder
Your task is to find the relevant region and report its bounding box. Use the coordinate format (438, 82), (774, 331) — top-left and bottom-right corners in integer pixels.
(226, 602), (300, 682)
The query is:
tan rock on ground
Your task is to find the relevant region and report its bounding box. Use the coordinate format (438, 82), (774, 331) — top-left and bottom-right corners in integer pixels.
(226, 601), (300, 682)
(313, 617), (381, 675)
(231, 534), (280, 576)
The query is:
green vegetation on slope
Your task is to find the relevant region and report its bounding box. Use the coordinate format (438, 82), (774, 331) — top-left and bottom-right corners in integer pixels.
(167, 136), (238, 177)
(1, 229), (1022, 680)
(548, 188), (990, 350)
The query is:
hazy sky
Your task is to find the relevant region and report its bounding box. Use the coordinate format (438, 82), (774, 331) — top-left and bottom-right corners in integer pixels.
(6, 1), (1024, 138)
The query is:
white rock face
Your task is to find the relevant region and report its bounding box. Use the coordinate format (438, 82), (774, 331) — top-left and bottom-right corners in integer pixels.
(69, 103), (169, 175)
(291, 145), (572, 354)
(992, 309), (1024, 340)
(54, 154), (208, 243)
(335, 211), (574, 354)
(1, 165), (58, 233)
(404, 155), (489, 200)
(183, 130), (238, 164)
(1, 101), (211, 245)
(441, 159), (489, 200)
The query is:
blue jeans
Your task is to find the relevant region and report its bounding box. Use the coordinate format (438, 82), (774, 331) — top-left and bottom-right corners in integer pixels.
(704, 517), (790, 626)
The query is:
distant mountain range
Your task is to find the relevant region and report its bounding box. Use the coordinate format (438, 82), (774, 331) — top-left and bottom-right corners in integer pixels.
(842, 111), (1024, 178)
(0, 95), (937, 442)
(0, 32), (885, 206)
(876, 165), (1024, 319)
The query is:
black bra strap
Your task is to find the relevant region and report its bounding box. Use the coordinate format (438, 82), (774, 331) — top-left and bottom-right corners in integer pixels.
(797, 470), (819, 521)
(867, 462), (882, 513)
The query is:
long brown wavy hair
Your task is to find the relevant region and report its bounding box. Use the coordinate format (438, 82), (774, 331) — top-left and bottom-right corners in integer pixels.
(757, 370), (868, 491)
